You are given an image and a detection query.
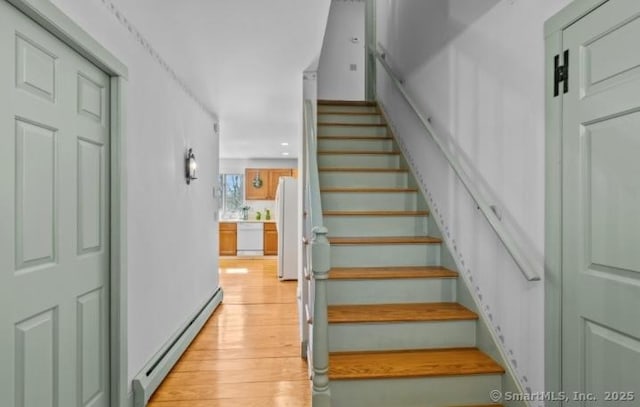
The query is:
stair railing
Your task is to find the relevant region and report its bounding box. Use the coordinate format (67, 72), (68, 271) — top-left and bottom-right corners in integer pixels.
(371, 45), (540, 282)
(303, 99), (332, 405)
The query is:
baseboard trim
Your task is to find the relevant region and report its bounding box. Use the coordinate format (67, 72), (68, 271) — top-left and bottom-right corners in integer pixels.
(132, 287), (224, 406)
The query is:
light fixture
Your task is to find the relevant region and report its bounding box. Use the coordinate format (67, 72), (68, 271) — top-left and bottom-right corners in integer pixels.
(185, 148), (197, 184)
(281, 152), (290, 156)
(280, 142), (289, 146)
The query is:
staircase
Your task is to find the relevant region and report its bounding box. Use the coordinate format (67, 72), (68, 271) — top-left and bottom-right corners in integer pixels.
(316, 100), (505, 407)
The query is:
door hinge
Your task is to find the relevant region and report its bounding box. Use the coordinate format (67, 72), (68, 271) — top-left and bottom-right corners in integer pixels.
(554, 49), (569, 97)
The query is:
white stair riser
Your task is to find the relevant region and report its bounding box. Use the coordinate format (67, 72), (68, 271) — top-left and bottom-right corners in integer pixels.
(318, 138), (394, 152)
(330, 244), (440, 267)
(322, 192), (417, 211)
(325, 216), (428, 237)
(330, 375), (502, 407)
(329, 321), (476, 351)
(318, 154), (399, 168)
(318, 125), (388, 137)
(327, 278), (455, 304)
(318, 105), (378, 113)
(318, 114), (385, 124)
(320, 172), (408, 188)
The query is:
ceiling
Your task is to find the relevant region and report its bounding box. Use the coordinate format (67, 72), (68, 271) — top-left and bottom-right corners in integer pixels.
(111, 0), (331, 159)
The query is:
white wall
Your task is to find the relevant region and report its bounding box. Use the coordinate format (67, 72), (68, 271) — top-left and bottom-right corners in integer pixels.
(376, 0), (570, 394)
(49, 0), (220, 392)
(318, 0), (366, 100)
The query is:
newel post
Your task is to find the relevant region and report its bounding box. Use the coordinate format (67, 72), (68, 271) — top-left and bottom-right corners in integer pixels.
(311, 226), (331, 406)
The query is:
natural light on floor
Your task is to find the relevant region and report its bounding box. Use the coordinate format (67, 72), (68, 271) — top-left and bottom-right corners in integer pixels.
(221, 267), (249, 274)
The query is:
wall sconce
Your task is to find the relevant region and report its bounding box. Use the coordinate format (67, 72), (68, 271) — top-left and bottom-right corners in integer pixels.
(185, 148), (197, 184)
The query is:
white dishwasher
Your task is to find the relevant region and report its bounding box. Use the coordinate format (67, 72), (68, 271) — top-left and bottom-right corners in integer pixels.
(236, 222), (264, 256)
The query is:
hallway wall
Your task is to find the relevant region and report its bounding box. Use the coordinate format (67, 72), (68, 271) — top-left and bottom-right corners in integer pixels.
(318, 0), (366, 100)
(376, 0), (570, 393)
(49, 0), (220, 394)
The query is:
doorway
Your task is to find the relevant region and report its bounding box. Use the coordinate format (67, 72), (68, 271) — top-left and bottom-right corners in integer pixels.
(0, 1), (127, 405)
(546, 0), (640, 403)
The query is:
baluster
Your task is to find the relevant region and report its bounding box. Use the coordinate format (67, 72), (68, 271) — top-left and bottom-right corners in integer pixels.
(311, 226), (331, 406)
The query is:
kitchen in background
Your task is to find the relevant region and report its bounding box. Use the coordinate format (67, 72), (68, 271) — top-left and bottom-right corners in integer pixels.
(217, 158), (299, 280)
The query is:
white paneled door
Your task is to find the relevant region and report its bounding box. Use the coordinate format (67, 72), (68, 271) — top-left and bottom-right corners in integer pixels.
(561, 0), (640, 404)
(0, 2), (110, 406)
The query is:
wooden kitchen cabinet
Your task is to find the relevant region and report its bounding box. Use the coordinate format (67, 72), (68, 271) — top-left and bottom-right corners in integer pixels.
(219, 222), (237, 256)
(267, 169), (293, 200)
(245, 169), (269, 200)
(245, 168), (294, 200)
(263, 222), (278, 255)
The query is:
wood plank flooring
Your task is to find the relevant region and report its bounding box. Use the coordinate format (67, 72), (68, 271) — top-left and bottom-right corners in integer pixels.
(148, 258), (310, 407)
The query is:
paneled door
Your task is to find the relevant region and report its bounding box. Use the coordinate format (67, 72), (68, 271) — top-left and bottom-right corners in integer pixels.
(562, 0), (640, 404)
(0, 2), (110, 406)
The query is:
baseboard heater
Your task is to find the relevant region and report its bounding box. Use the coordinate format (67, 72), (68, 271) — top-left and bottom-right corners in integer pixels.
(132, 287), (224, 407)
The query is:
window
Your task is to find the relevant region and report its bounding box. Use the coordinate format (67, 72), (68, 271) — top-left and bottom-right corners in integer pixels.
(218, 174), (244, 219)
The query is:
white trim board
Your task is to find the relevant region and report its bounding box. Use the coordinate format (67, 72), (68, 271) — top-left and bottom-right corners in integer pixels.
(132, 288), (224, 407)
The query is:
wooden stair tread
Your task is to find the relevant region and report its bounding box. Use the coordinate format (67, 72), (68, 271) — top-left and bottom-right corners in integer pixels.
(318, 150), (399, 155)
(318, 100), (377, 106)
(318, 111), (382, 116)
(449, 405), (504, 407)
(321, 187), (417, 193)
(318, 135), (392, 140)
(329, 348), (505, 380)
(329, 266), (457, 280)
(318, 122), (387, 127)
(324, 210), (429, 217)
(317, 134), (391, 138)
(328, 303), (478, 323)
(319, 167), (407, 173)
(329, 236), (442, 245)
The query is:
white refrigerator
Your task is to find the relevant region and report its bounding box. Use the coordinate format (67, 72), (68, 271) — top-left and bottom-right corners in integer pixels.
(275, 176), (298, 280)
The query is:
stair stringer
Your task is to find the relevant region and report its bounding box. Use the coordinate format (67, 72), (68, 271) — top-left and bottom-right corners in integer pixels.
(380, 103), (530, 407)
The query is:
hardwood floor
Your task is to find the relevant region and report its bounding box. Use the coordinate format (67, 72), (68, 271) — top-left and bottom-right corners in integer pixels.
(148, 258), (310, 407)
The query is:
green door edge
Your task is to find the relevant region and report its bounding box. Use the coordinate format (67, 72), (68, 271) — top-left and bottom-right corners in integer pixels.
(5, 0), (130, 405)
(544, 1), (609, 406)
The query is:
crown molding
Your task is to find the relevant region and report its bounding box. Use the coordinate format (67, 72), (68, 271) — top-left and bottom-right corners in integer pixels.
(99, 0), (218, 121)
